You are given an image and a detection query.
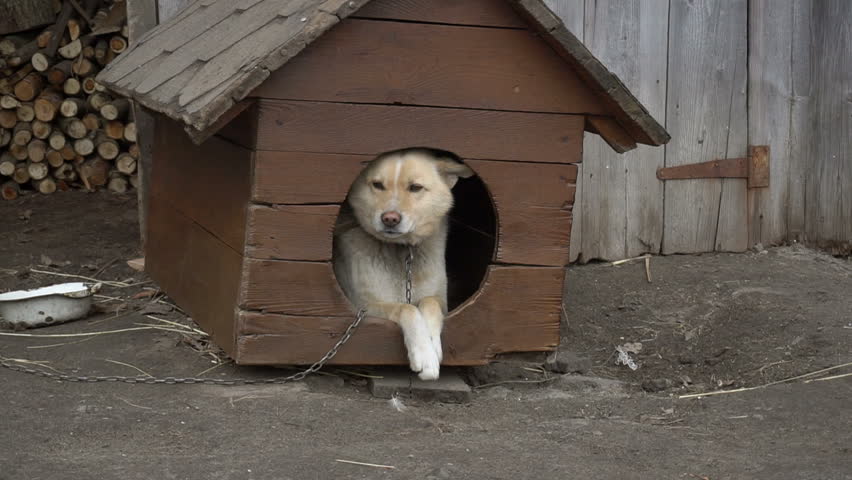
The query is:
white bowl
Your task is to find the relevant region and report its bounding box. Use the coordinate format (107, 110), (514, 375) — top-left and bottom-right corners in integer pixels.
(0, 282), (101, 329)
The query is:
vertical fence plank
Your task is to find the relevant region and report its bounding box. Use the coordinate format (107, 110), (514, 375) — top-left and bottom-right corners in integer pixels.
(663, 0), (748, 254)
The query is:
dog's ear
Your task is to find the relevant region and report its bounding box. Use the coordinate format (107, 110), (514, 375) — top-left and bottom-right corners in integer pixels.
(435, 158), (474, 188)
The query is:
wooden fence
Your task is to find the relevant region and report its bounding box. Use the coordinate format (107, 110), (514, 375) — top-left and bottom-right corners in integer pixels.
(546, 0), (852, 260)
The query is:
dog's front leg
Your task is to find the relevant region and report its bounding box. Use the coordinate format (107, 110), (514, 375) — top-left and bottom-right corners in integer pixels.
(368, 302), (440, 380)
(417, 296), (444, 364)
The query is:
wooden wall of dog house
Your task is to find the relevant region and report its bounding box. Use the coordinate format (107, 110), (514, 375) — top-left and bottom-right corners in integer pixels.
(250, 18), (606, 116)
(245, 153), (577, 266)
(235, 265), (563, 365)
(219, 100), (584, 164)
(146, 117), (252, 355)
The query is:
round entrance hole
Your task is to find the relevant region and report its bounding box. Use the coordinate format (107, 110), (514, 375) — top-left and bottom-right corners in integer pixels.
(332, 147), (497, 312)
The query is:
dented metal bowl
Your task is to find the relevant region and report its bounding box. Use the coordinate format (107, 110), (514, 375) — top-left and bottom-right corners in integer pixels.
(0, 282), (100, 329)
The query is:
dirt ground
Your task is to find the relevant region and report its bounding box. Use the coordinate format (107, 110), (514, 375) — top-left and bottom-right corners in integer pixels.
(1, 191), (851, 480)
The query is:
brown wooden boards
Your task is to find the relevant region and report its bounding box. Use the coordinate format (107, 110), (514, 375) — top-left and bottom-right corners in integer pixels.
(146, 194), (242, 355)
(220, 100), (584, 164)
(353, 0), (527, 28)
(152, 118), (252, 252)
(240, 260), (351, 316)
(252, 19), (606, 115)
(247, 155), (576, 266)
(235, 265), (563, 365)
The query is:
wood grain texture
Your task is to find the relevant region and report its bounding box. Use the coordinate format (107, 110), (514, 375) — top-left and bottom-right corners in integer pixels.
(250, 155), (575, 265)
(801, 1), (852, 254)
(151, 117), (252, 253)
(566, 0), (668, 262)
(240, 260), (351, 316)
(146, 194), (242, 356)
(251, 18), (606, 115)
(586, 116), (638, 154)
(235, 265), (563, 365)
(468, 159), (576, 266)
(221, 100), (584, 164)
(252, 150), (368, 204)
(246, 204), (340, 261)
(663, 0), (748, 254)
(353, 0), (527, 28)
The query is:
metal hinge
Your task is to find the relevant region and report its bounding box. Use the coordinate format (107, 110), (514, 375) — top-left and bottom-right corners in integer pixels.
(656, 145), (769, 188)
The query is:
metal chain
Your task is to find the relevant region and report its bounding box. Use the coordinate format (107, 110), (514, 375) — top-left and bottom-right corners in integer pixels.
(0, 247), (418, 386)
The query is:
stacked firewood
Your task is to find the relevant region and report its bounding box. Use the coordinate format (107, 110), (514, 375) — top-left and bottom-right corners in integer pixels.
(0, 0), (137, 201)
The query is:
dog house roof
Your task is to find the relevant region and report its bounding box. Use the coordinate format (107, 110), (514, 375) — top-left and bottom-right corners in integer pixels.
(97, 0), (669, 147)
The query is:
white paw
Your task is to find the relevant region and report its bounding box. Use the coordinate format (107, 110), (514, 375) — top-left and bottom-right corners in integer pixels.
(429, 329), (443, 363)
(407, 336), (440, 381)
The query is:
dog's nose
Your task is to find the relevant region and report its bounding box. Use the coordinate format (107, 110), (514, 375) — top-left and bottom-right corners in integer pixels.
(381, 211), (401, 227)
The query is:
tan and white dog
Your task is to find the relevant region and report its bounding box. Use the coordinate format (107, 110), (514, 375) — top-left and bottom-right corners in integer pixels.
(333, 148), (474, 380)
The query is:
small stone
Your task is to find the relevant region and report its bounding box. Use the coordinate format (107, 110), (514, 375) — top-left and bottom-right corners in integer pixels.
(642, 378), (673, 392)
(545, 351), (592, 374)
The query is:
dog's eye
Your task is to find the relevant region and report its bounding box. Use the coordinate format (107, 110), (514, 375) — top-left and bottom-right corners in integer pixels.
(408, 184), (424, 193)
(371, 181), (385, 190)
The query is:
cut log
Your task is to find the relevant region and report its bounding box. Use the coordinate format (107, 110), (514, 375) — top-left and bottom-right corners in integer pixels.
(127, 142), (140, 159)
(107, 174), (127, 193)
(46, 60), (73, 85)
(58, 117), (87, 138)
(73, 136), (94, 156)
(1, 180), (20, 200)
(34, 88), (63, 121)
(62, 77), (81, 95)
(0, 152), (15, 175)
(81, 112), (99, 130)
(33, 176), (56, 194)
(0, 36), (24, 56)
(94, 39), (108, 65)
(53, 161), (76, 180)
(12, 122), (32, 145)
(45, 148), (63, 167)
(13, 72), (43, 101)
(15, 102), (34, 122)
(0, 127), (10, 147)
(78, 156), (109, 188)
(12, 162), (30, 183)
(48, 130), (66, 149)
(90, 1), (126, 35)
(27, 138), (47, 162)
(0, 110), (16, 128)
(10, 143), (29, 160)
(58, 39), (82, 59)
(31, 51), (51, 72)
(36, 30), (53, 48)
(0, 94), (21, 109)
(44, 0), (75, 58)
(87, 92), (110, 111)
(4, 41), (39, 68)
(122, 121), (136, 142)
(108, 35), (127, 54)
(115, 152), (136, 174)
(82, 45), (95, 59)
(58, 143), (75, 160)
(71, 57), (95, 76)
(81, 77), (97, 94)
(68, 18), (81, 41)
(31, 119), (51, 139)
(0, 65), (34, 95)
(100, 98), (128, 120)
(128, 173), (139, 189)
(59, 97), (86, 117)
(105, 120), (124, 140)
(27, 160), (48, 179)
(95, 132), (119, 159)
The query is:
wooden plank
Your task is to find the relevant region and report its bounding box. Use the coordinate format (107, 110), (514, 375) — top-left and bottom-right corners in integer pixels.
(785, 0), (812, 243)
(802, 1), (852, 255)
(468, 160), (576, 266)
(235, 265), (563, 365)
(353, 0), (527, 28)
(151, 117), (252, 253)
(240, 260), (351, 316)
(146, 194), (242, 356)
(748, 0), (793, 247)
(253, 150), (367, 204)
(586, 116), (638, 153)
(0, 0), (54, 35)
(221, 100), (584, 164)
(663, 0), (748, 254)
(249, 155), (575, 265)
(246, 205), (340, 261)
(568, 0), (668, 262)
(251, 19), (606, 115)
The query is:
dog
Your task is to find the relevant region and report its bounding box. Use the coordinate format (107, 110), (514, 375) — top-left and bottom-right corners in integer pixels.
(332, 148), (474, 380)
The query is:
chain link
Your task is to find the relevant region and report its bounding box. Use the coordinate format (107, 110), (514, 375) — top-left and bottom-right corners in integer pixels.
(1, 246), (419, 386)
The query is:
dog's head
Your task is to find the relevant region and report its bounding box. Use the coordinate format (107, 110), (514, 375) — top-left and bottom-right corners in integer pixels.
(348, 149), (474, 245)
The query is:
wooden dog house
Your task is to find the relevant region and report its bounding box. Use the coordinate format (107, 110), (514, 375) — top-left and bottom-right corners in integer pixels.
(98, 0), (669, 366)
